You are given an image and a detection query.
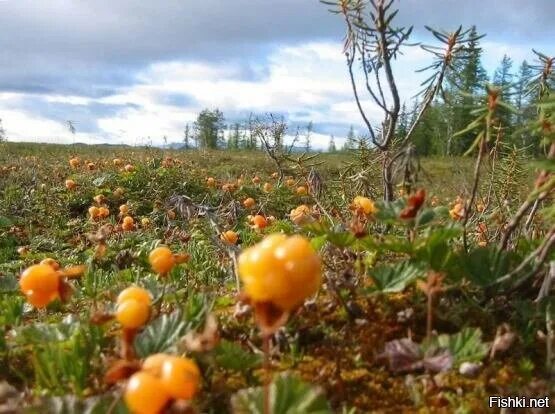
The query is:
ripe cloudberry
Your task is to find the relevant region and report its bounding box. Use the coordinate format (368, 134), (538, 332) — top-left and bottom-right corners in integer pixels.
(220, 230), (239, 245)
(149, 246), (176, 275)
(117, 286), (152, 307)
(19, 264), (60, 308)
(125, 372), (170, 414)
(238, 234), (321, 311)
(116, 299), (150, 329)
(160, 356), (201, 400)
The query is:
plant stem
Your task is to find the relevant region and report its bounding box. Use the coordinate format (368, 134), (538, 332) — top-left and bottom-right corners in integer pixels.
(263, 333), (271, 414)
(462, 133), (486, 251)
(426, 292), (433, 341)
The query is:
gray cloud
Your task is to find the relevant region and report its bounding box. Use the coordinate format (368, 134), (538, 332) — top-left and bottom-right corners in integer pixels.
(14, 97), (139, 133)
(0, 0), (552, 96)
(0, 0), (552, 142)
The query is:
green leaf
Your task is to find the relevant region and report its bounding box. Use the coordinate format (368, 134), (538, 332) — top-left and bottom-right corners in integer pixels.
(134, 311), (189, 358)
(459, 246), (514, 286)
(24, 393), (129, 414)
(368, 262), (424, 293)
(0, 215), (13, 228)
(326, 231), (356, 248)
(310, 235), (328, 251)
(415, 208), (436, 228)
(231, 372), (332, 414)
(374, 199), (405, 223)
(302, 221), (330, 236)
(415, 225), (462, 271)
(214, 340), (262, 373)
(432, 328), (489, 366)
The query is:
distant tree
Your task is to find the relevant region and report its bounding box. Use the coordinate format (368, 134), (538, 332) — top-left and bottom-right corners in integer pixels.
(328, 135), (336, 152)
(513, 60), (536, 151)
(304, 121), (313, 152)
(228, 122), (241, 149)
(0, 118), (6, 142)
(445, 25), (488, 154)
(343, 126), (356, 150)
(493, 54), (515, 137)
(183, 123), (191, 149)
(194, 109), (225, 149)
(397, 103), (409, 138)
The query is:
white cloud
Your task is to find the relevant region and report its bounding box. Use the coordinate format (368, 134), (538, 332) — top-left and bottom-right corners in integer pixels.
(0, 39), (546, 150)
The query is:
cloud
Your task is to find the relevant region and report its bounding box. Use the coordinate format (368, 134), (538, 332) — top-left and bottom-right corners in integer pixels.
(0, 1), (552, 149)
(0, 0), (552, 96)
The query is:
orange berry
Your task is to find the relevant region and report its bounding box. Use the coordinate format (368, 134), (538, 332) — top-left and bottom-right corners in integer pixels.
(449, 203), (465, 221)
(286, 178), (295, 187)
(160, 356), (201, 400)
(40, 258), (60, 271)
(142, 353), (170, 377)
(26, 290), (56, 308)
(69, 157), (80, 168)
(352, 196), (377, 215)
(65, 179), (76, 190)
(220, 230), (239, 245)
(19, 264), (60, 308)
(88, 206), (100, 220)
(117, 286), (152, 307)
(113, 158), (123, 166)
(119, 204), (130, 215)
(243, 197), (256, 209)
(296, 186), (307, 196)
(122, 216), (135, 231)
(206, 177), (216, 187)
(252, 176), (261, 184)
(251, 215), (267, 229)
(115, 299), (150, 329)
(290, 205), (312, 225)
(125, 372), (170, 414)
(263, 182), (272, 193)
(98, 206), (110, 219)
(238, 234), (321, 311)
(141, 217), (151, 227)
(124, 164), (135, 172)
(149, 246), (175, 275)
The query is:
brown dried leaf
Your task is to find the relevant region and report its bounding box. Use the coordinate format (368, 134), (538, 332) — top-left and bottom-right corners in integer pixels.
(103, 359), (141, 385)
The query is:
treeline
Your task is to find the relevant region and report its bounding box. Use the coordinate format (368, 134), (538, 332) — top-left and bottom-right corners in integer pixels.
(183, 27), (543, 155)
(400, 27), (540, 156)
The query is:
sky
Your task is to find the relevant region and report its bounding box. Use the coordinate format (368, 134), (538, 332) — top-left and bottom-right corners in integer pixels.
(0, 0), (553, 150)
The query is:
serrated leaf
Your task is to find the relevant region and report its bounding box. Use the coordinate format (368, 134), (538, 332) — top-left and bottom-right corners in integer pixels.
(430, 327), (489, 366)
(415, 208), (436, 228)
(310, 235), (327, 251)
(214, 340), (262, 373)
(368, 262), (424, 293)
(24, 393), (129, 414)
(134, 311), (189, 358)
(326, 231), (356, 248)
(459, 246), (514, 286)
(231, 372), (332, 414)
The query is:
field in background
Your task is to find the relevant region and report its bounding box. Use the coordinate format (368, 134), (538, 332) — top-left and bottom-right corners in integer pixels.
(0, 141), (550, 413)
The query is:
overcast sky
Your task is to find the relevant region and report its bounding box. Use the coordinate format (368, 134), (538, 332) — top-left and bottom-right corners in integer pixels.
(0, 0), (553, 149)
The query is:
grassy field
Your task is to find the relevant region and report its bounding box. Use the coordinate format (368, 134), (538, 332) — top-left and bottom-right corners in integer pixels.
(0, 141), (552, 413)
